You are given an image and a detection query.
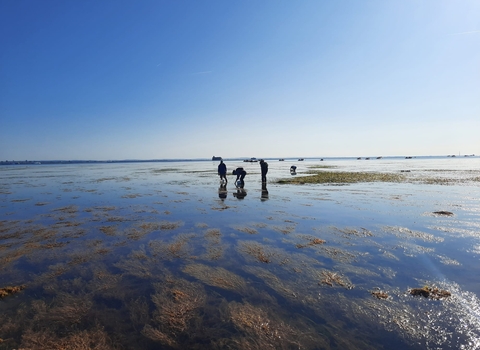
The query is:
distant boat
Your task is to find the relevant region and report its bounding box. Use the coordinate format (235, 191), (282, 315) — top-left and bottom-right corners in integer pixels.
(298, 158), (304, 161)
(376, 156), (382, 159)
(357, 157), (361, 160)
(212, 156), (222, 161)
(279, 159), (284, 161)
(243, 158), (258, 162)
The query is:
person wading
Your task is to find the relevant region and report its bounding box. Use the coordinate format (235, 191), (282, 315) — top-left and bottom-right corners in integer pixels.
(260, 159), (268, 183)
(218, 160), (227, 183)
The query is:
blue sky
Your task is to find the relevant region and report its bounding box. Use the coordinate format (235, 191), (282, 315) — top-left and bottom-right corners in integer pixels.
(1, 0), (479, 160)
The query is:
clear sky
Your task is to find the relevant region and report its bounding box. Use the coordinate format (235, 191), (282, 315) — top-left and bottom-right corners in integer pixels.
(1, 0), (479, 160)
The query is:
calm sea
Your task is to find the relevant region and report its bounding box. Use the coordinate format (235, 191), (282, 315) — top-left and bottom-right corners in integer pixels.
(1, 156), (479, 349)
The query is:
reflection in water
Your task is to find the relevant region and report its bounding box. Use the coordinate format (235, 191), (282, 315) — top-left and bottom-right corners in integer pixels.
(233, 181), (247, 199)
(233, 188), (247, 199)
(261, 183), (269, 201)
(218, 184), (227, 200)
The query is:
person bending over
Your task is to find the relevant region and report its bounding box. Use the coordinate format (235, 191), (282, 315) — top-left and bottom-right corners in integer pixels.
(233, 167), (246, 184)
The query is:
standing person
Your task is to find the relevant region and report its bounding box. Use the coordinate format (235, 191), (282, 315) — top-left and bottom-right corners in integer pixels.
(218, 160), (227, 183)
(260, 159), (268, 183)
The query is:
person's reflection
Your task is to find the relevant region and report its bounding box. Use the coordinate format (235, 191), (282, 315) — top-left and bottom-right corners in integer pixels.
(233, 181), (247, 199)
(218, 183), (227, 200)
(261, 183), (269, 201)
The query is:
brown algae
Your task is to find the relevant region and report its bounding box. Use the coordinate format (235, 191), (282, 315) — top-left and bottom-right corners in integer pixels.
(183, 263), (247, 292)
(409, 286), (451, 300)
(0, 285), (26, 299)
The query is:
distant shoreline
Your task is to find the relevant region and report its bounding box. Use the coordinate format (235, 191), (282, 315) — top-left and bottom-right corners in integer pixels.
(0, 155), (477, 166)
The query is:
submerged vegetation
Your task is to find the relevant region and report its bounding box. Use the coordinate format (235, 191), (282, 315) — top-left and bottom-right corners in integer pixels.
(1, 161), (479, 349)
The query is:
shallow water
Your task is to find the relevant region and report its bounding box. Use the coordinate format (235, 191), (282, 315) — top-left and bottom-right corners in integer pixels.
(1, 157), (480, 349)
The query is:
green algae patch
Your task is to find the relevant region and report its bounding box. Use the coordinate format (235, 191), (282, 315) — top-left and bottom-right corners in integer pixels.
(308, 165), (337, 169)
(277, 171), (406, 184)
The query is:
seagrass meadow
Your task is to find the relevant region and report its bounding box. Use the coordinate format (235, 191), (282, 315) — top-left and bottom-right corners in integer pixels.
(1, 157), (480, 349)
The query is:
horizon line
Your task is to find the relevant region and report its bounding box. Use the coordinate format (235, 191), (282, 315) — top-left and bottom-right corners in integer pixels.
(1, 154), (476, 164)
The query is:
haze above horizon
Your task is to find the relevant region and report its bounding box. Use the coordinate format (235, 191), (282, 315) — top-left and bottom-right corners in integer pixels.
(1, 1), (479, 161)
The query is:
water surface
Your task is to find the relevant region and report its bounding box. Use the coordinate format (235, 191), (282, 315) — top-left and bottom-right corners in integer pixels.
(1, 157), (480, 349)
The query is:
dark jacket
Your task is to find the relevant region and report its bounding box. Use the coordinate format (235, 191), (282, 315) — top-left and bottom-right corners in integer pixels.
(218, 163), (227, 174)
(260, 161), (268, 174)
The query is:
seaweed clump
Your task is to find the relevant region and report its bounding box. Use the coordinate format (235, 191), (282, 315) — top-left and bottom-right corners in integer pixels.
(183, 263), (247, 292)
(142, 279), (206, 347)
(295, 236), (326, 249)
(319, 270), (353, 289)
(239, 242), (276, 263)
(409, 286), (451, 300)
(432, 211), (454, 216)
(0, 285), (25, 299)
(149, 233), (195, 260)
(228, 301), (303, 349)
(371, 290), (389, 299)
